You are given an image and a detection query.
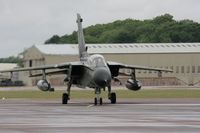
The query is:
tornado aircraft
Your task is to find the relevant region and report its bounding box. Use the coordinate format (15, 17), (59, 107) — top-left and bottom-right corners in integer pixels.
(0, 14), (172, 105)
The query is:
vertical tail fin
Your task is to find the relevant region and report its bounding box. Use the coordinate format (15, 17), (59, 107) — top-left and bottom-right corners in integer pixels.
(76, 13), (88, 60)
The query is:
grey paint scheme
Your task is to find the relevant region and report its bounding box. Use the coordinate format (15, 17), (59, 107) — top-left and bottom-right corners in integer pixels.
(0, 14), (172, 105)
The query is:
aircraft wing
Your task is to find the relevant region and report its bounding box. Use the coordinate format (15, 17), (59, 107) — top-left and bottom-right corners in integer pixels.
(0, 61), (83, 74)
(107, 61), (173, 76)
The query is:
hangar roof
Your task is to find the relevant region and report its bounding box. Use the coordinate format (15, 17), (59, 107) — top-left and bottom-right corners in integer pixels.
(34, 43), (200, 55)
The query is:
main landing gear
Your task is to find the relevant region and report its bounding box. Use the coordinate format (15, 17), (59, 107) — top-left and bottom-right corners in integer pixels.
(108, 86), (116, 104)
(62, 80), (72, 104)
(62, 93), (69, 104)
(62, 81), (117, 105)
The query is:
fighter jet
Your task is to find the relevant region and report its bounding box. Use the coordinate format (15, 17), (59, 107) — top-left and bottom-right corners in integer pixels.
(0, 14), (172, 105)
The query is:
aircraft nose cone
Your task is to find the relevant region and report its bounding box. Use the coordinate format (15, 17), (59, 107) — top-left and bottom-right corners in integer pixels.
(93, 68), (111, 88)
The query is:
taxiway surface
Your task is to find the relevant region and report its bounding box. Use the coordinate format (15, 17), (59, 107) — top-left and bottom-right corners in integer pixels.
(0, 99), (200, 133)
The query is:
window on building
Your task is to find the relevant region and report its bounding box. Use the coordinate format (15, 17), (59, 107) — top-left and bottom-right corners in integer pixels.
(29, 60), (32, 67)
(198, 66), (200, 73)
(181, 66), (184, 73)
(127, 69), (131, 74)
(176, 66), (179, 73)
(187, 66), (190, 73)
(192, 66), (195, 73)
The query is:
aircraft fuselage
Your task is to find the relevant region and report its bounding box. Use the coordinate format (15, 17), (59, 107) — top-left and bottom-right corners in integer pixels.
(76, 54), (112, 89)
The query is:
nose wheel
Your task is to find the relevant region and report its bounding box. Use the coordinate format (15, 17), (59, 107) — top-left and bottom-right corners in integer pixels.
(94, 97), (103, 105)
(94, 88), (103, 105)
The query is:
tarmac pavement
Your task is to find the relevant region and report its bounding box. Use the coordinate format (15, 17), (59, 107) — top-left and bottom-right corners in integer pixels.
(0, 99), (200, 133)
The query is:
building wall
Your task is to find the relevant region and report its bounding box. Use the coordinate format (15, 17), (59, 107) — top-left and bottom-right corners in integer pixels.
(103, 53), (200, 85)
(22, 46), (79, 85)
(21, 46), (200, 86)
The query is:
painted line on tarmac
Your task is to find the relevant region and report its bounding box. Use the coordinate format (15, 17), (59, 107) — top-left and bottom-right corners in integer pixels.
(87, 104), (94, 108)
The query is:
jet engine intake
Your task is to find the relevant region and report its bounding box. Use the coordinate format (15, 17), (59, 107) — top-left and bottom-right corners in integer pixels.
(125, 79), (141, 91)
(37, 80), (51, 91)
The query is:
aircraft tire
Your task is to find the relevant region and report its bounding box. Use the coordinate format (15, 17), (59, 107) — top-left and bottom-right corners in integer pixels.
(100, 97), (103, 105)
(110, 93), (116, 104)
(94, 98), (97, 105)
(62, 93), (68, 104)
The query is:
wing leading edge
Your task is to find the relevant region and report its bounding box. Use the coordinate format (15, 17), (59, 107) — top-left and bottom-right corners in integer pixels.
(107, 61), (173, 77)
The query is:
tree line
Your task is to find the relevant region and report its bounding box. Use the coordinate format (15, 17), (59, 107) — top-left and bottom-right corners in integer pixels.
(45, 14), (200, 44)
(0, 56), (23, 67)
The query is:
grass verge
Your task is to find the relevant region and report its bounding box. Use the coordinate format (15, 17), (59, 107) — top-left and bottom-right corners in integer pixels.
(0, 89), (200, 99)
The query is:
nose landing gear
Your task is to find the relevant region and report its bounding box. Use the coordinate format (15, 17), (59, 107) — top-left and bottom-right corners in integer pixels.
(94, 86), (116, 105)
(94, 88), (103, 105)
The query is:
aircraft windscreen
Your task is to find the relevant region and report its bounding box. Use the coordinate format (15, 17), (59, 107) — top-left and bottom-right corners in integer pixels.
(89, 55), (107, 67)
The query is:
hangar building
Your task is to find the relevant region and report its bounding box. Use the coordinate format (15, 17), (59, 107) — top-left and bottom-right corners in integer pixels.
(21, 43), (200, 86)
(0, 63), (18, 80)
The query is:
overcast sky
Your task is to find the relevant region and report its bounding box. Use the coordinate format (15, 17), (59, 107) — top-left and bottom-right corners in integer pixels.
(0, 0), (199, 58)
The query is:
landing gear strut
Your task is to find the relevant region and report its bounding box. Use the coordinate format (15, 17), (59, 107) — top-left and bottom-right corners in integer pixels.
(62, 80), (72, 104)
(94, 88), (103, 105)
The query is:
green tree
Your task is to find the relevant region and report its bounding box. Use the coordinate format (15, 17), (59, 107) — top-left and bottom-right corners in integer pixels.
(45, 35), (60, 44)
(0, 56), (23, 67)
(45, 14), (200, 44)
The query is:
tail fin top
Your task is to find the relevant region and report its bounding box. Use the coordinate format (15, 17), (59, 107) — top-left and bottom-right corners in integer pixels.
(76, 13), (88, 60)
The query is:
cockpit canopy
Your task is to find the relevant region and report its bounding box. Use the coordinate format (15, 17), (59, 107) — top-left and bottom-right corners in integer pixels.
(88, 54), (107, 67)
